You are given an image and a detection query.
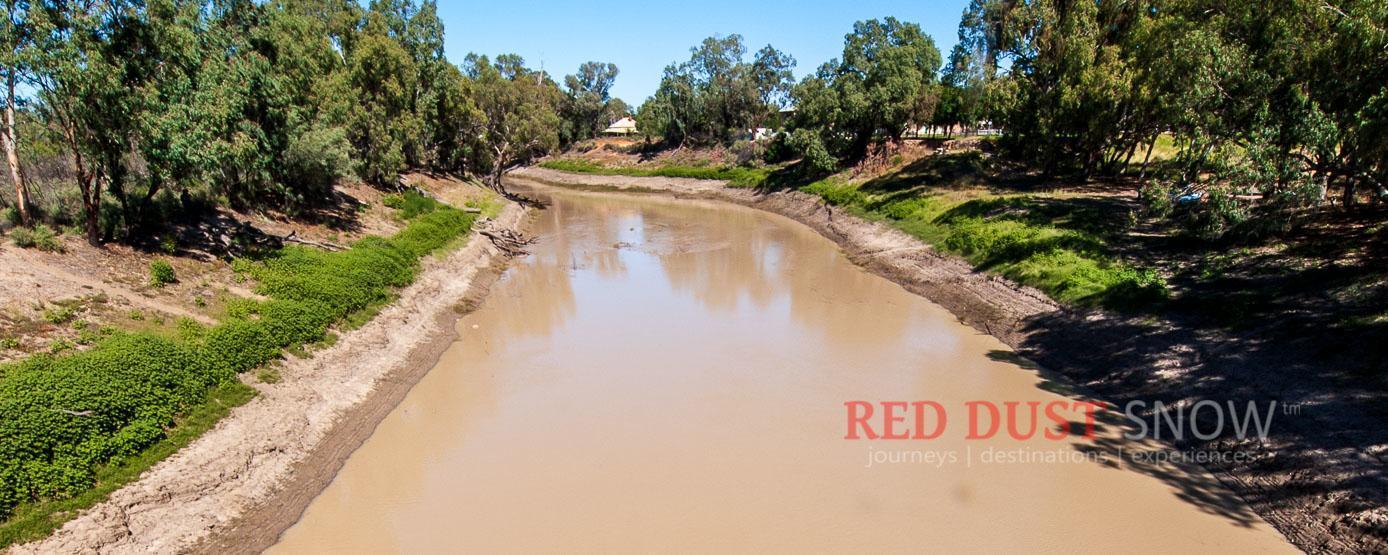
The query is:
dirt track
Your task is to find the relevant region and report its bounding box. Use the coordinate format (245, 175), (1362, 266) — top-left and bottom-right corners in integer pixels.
(11, 202), (529, 555)
(512, 166), (1388, 554)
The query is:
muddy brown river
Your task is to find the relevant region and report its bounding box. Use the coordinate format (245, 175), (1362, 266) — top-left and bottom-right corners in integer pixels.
(269, 186), (1294, 553)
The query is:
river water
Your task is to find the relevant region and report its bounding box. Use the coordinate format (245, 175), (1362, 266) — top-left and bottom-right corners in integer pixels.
(269, 186), (1293, 553)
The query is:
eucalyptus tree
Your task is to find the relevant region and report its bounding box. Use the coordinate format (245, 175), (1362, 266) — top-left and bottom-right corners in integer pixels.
(562, 61), (620, 143)
(789, 17), (942, 164)
(638, 35), (794, 146)
(464, 54), (562, 193)
(1, 0), (32, 225)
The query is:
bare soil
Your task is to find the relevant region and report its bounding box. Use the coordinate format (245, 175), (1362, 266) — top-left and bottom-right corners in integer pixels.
(513, 166), (1388, 554)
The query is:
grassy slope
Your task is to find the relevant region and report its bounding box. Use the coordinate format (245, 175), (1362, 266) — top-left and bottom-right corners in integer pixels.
(0, 193), (476, 546)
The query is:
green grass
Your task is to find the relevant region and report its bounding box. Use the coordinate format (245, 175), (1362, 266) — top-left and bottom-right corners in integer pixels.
(0, 380), (255, 547)
(538, 159), (772, 188)
(801, 179), (1168, 310)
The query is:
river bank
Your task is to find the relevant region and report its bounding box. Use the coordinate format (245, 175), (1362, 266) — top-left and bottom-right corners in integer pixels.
(512, 166), (1388, 554)
(267, 183), (1293, 552)
(10, 200), (530, 554)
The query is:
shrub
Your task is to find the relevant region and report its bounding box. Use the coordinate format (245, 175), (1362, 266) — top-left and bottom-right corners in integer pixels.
(200, 319), (279, 375)
(175, 318), (206, 342)
(281, 124), (352, 204)
(149, 260), (177, 288)
(729, 140), (764, 167)
(76, 329), (99, 346)
(787, 129), (838, 175)
(9, 225), (63, 253)
(41, 305), (78, 325)
(46, 340), (73, 354)
(1178, 186), (1249, 239)
(1138, 182), (1175, 218)
(393, 191), (440, 220)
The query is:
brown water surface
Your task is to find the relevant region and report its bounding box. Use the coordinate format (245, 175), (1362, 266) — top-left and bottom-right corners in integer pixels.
(269, 187), (1293, 553)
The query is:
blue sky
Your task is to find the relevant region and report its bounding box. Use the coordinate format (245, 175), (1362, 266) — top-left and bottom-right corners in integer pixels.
(436, 0), (971, 105)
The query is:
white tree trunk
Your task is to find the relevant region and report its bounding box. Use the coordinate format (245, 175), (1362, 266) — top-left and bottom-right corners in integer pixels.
(2, 70), (29, 226)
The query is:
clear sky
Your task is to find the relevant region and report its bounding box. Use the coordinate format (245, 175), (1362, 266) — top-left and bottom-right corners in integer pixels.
(436, 0), (971, 105)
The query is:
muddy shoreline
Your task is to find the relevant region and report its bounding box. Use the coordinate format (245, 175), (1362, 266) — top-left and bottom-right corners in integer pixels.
(512, 166), (1388, 554)
(12, 202), (530, 554)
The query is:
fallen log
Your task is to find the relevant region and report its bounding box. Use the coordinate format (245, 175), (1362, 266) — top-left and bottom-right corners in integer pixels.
(283, 230), (346, 252)
(480, 228), (536, 256)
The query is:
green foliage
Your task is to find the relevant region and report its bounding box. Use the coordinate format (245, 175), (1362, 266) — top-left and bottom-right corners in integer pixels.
(9, 225), (63, 253)
(282, 124), (353, 203)
(383, 191), (440, 220)
(0, 381), (254, 547)
(0, 334), (230, 515)
(1138, 183), (1176, 218)
(46, 340), (73, 354)
(41, 306), (78, 326)
(638, 35), (795, 146)
(148, 260), (177, 288)
(561, 61), (624, 144)
(464, 53), (564, 191)
(18, 0), (552, 239)
(790, 18), (941, 162)
(951, 0), (1386, 208)
(786, 129), (837, 175)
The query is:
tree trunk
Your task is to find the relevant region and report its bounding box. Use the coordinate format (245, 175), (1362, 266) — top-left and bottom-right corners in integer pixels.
(1342, 178), (1357, 208)
(1137, 138), (1157, 182)
(2, 71), (30, 226)
(56, 114), (101, 245)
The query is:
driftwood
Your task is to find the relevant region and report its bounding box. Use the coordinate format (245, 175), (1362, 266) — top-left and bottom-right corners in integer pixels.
(282, 230), (345, 252)
(480, 228), (536, 256)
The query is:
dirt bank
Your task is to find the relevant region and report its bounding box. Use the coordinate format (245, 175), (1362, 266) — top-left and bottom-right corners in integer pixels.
(10, 201), (530, 555)
(512, 166), (1388, 554)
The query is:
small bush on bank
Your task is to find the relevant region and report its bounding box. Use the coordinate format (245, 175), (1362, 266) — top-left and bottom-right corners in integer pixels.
(41, 305), (78, 325)
(9, 225), (63, 253)
(148, 260), (177, 288)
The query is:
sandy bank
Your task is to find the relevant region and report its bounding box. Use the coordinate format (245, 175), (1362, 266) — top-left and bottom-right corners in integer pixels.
(511, 166), (1388, 554)
(11, 201), (530, 555)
